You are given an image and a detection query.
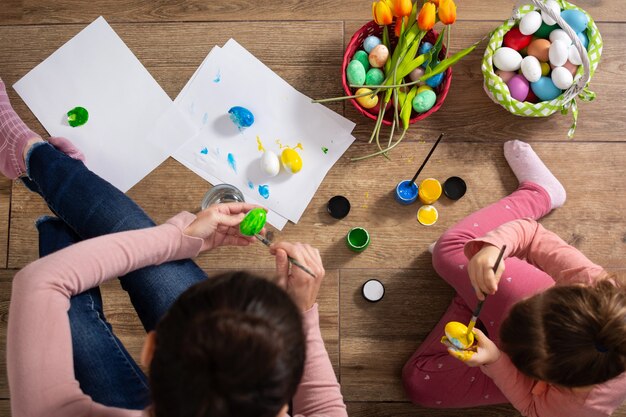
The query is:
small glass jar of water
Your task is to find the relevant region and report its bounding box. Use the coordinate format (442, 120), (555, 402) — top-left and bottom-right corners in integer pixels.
(200, 184), (245, 210)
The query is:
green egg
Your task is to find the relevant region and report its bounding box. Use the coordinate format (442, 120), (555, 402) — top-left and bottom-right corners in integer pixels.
(365, 68), (385, 86)
(353, 50), (370, 72)
(239, 208), (267, 236)
(346, 60), (366, 86)
(412, 90), (437, 113)
(534, 21), (557, 39)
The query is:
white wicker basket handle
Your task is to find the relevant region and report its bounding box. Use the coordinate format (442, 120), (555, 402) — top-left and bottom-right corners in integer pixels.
(511, 0), (590, 102)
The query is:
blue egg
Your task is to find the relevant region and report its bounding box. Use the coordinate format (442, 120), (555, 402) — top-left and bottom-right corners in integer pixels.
(363, 36), (382, 53)
(425, 72), (445, 88)
(577, 31), (589, 49)
(560, 9), (589, 33)
(531, 76), (562, 101)
(228, 106), (255, 129)
(418, 42), (433, 55)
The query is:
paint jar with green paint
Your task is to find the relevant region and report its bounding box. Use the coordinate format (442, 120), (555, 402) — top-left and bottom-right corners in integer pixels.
(346, 227), (370, 252)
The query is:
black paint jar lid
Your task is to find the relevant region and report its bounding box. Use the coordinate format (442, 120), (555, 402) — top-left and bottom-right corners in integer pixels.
(327, 195), (351, 219)
(443, 176), (467, 200)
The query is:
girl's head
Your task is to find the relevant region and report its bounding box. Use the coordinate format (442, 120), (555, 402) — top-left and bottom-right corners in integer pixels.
(500, 276), (626, 387)
(148, 271), (305, 417)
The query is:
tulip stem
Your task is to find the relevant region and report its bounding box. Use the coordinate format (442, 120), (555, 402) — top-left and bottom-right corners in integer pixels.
(351, 128), (408, 161)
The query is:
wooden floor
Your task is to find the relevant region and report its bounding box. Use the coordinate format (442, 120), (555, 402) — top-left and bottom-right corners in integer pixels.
(1, 1), (625, 416)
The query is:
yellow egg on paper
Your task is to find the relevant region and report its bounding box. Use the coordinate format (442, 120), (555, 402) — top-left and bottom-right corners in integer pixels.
(281, 148), (303, 174)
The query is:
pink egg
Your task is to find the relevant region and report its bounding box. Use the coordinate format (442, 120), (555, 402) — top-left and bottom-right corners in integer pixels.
(562, 60), (579, 76)
(496, 70), (516, 83)
(368, 44), (389, 68)
(507, 74), (530, 101)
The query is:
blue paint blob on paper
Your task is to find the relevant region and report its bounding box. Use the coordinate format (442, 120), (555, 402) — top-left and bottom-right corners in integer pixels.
(213, 70), (221, 83)
(202, 112), (209, 125)
(228, 106), (255, 130)
(258, 185), (270, 199)
(189, 102), (195, 115)
(227, 153), (237, 173)
(248, 181), (254, 189)
(200, 147), (208, 155)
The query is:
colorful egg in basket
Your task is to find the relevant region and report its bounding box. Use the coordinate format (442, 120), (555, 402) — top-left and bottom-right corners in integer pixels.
(342, 20), (452, 127)
(482, 0), (602, 137)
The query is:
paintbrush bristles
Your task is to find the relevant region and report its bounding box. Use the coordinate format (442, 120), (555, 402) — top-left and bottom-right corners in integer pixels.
(410, 133), (444, 184)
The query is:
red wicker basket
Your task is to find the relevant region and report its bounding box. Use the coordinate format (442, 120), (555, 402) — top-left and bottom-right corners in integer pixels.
(342, 20), (452, 126)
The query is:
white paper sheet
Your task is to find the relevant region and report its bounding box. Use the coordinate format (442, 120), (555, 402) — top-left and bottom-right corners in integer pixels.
(14, 17), (197, 192)
(173, 39), (356, 226)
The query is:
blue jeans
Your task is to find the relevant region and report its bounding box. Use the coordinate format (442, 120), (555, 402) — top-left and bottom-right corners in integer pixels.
(23, 142), (208, 409)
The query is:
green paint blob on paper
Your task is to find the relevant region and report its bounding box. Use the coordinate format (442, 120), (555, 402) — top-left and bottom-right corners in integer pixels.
(67, 107), (89, 127)
(322, 146), (329, 154)
(239, 208), (267, 236)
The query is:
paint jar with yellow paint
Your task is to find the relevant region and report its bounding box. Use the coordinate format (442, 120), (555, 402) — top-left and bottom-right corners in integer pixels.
(418, 178), (442, 205)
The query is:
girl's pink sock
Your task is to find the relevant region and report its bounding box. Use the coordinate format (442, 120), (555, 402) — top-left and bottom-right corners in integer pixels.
(504, 140), (566, 210)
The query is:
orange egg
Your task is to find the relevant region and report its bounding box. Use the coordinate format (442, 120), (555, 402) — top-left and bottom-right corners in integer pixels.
(527, 39), (551, 62)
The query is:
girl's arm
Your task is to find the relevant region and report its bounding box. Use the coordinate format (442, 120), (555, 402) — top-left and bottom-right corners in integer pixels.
(464, 218), (605, 285)
(292, 304), (347, 417)
(8, 212), (203, 417)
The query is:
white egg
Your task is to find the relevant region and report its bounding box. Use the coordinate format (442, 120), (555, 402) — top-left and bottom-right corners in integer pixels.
(493, 47), (523, 72)
(551, 66), (574, 89)
(568, 44), (583, 65)
(521, 56), (542, 82)
(541, 0), (561, 26)
(260, 151), (280, 177)
(549, 29), (572, 44)
(519, 11), (542, 35)
(549, 40), (569, 67)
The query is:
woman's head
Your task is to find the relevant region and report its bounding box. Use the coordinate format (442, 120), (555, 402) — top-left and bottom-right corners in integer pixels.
(500, 276), (626, 387)
(149, 271), (305, 417)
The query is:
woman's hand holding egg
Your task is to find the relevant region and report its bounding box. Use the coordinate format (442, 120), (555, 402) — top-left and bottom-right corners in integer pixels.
(468, 244), (506, 300)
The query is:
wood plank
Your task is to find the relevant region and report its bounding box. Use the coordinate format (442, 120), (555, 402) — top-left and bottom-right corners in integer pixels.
(0, 0), (622, 25)
(0, 268), (339, 398)
(347, 402), (521, 417)
(0, 399), (10, 416)
(344, 21), (626, 143)
(0, 178), (10, 268)
(9, 142), (626, 270)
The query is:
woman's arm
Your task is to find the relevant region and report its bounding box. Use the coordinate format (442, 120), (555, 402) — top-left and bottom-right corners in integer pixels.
(8, 212), (203, 417)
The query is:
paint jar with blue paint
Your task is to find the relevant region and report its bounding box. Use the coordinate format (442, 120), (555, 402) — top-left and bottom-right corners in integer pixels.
(201, 184), (245, 210)
(395, 180), (418, 205)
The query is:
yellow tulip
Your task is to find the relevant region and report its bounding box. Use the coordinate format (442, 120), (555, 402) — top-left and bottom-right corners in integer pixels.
(372, 0), (394, 25)
(438, 0), (457, 25)
(417, 2), (436, 31)
(392, 0), (413, 17)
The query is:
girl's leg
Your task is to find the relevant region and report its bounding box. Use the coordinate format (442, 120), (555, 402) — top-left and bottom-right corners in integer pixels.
(38, 216), (150, 409)
(404, 141), (566, 406)
(23, 142), (208, 330)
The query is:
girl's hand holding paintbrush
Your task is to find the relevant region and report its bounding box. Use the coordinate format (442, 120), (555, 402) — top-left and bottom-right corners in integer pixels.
(468, 244), (508, 301)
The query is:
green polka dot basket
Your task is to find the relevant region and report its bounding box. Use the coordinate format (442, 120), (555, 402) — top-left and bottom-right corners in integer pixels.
(482, 0), (602, 138)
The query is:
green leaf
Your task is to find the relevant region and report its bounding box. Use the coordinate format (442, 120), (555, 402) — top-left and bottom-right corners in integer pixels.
(420, 36), (483, 82)
(427, 26), (447, 70)
(400, 86), (418, 130)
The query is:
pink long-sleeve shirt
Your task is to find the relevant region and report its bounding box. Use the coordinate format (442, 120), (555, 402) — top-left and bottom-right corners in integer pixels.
(7, 212), (347, 417)
(464, 218), (626, 417)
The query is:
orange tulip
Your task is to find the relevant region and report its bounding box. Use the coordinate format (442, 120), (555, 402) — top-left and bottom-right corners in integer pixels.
(429, 0), (440, 5)
(392, 0), (413, 17)
(438, 0), (457, 25)
(372, 0), (394, 25)
(394, 15), (409, 37)
(417, 2), (436, 31)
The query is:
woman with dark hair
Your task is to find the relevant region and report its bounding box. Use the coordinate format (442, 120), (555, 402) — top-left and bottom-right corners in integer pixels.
(402, 140), (626, 416)
(0, 78), (346, 417)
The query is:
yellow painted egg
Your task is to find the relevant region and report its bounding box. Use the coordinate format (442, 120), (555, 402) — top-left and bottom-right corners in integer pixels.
(355, 88), (379, 109)
(281, 148), (303, 174)
(540, 61), (551, 76)
(417, 85), (433, 94)
(444, 321), (475, 349)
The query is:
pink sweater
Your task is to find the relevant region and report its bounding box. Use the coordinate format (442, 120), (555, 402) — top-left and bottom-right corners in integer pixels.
(7, 212), (347, 417)
(464, 219), (626, 417)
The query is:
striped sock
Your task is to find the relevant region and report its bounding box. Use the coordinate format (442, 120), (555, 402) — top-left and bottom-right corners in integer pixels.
(0, 78), (40, 179)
